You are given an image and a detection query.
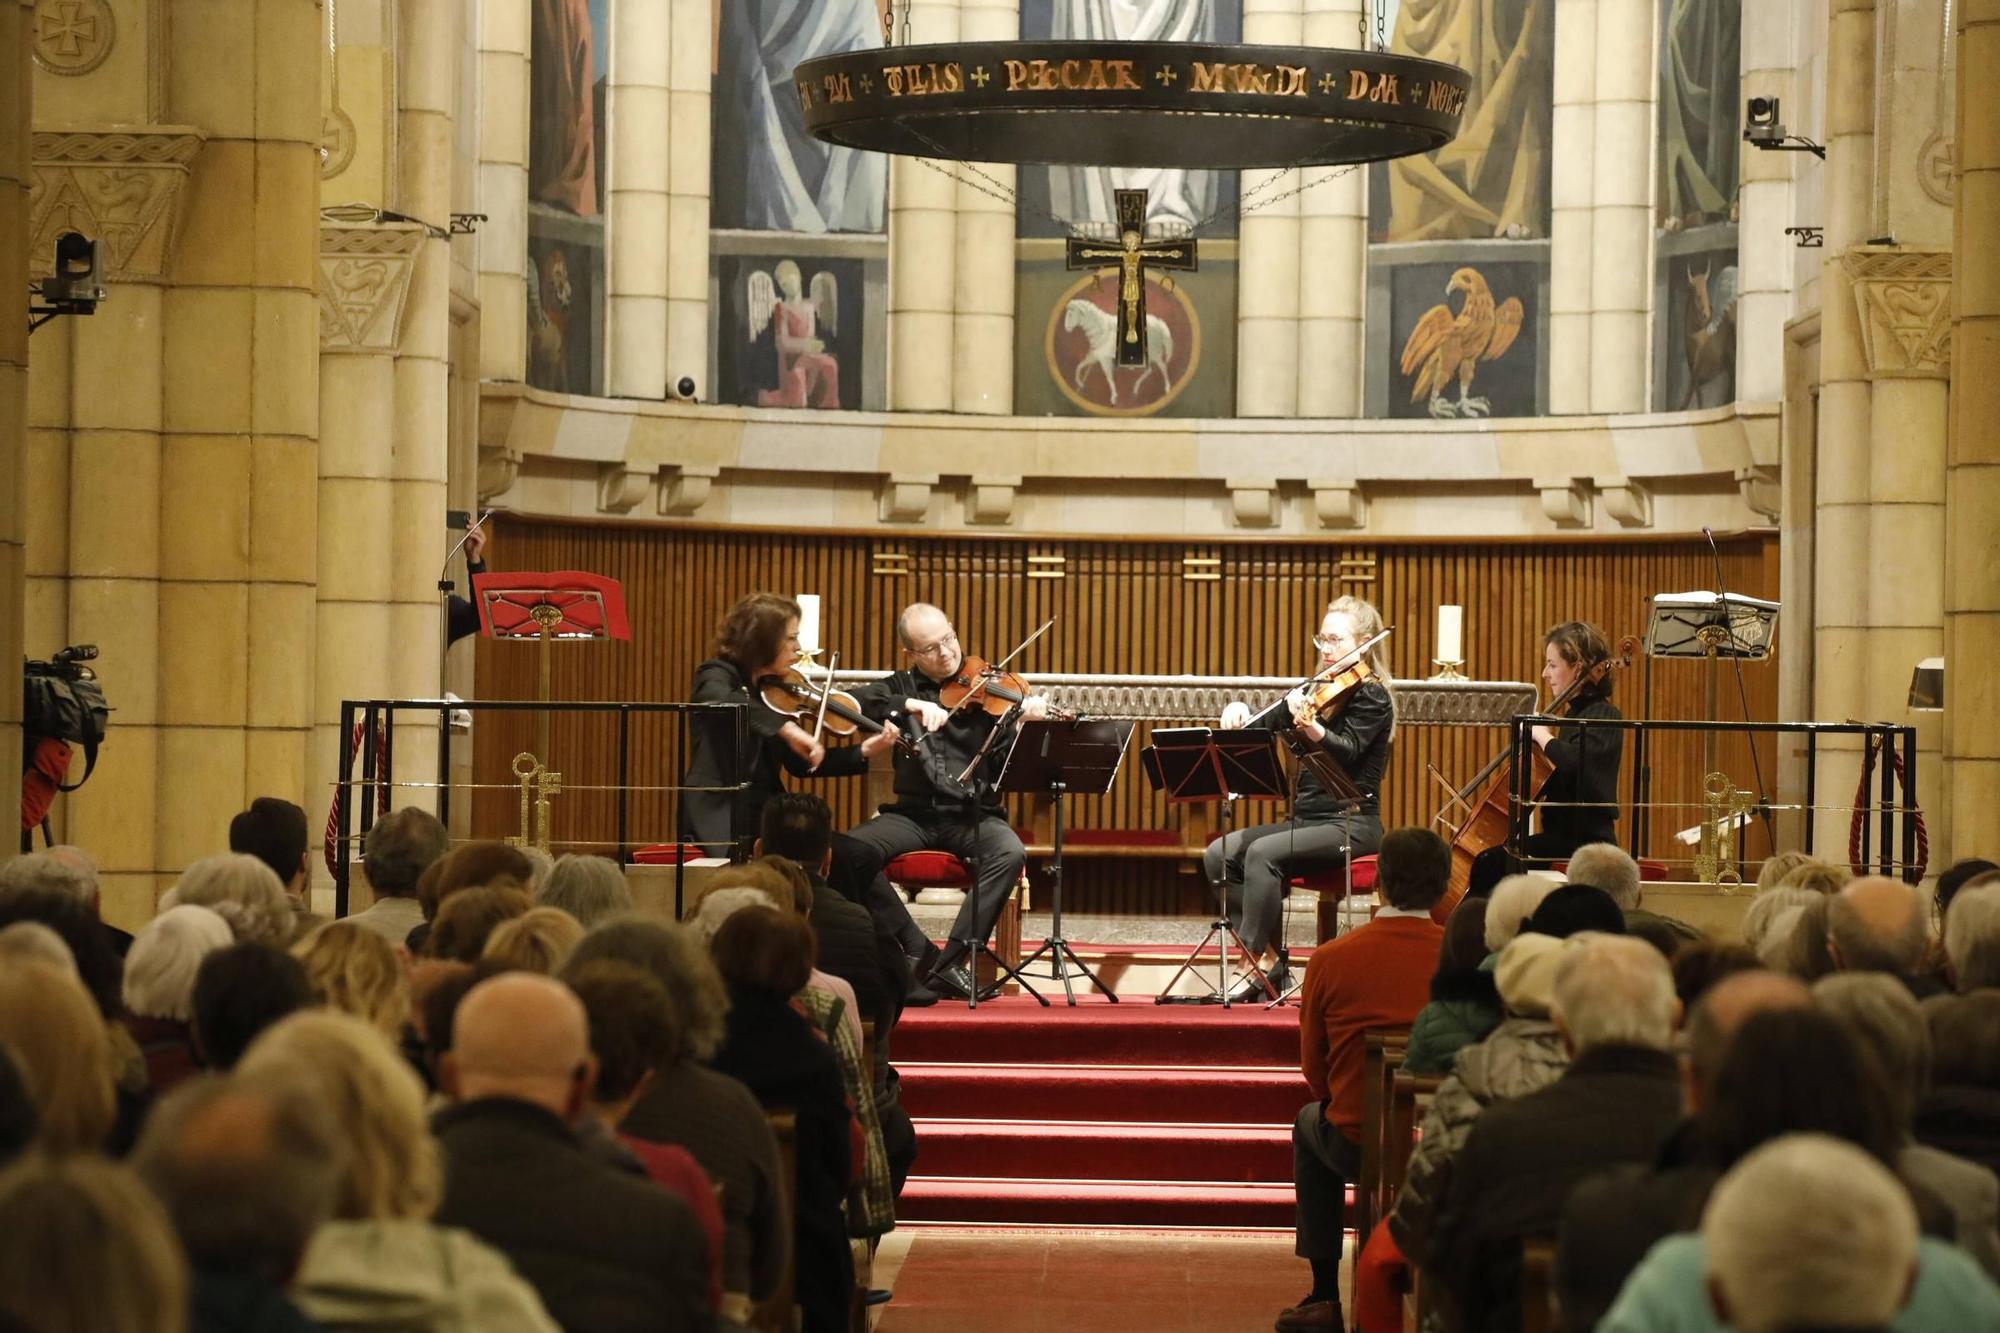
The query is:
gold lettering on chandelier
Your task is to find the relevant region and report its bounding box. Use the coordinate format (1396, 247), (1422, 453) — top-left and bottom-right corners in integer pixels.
(1189, 62), (1307, 96)
(1425, 81), (1466, 115)
(1346, 69), (1401, 103)
(882, 61), (965, 96)
(1001, 57), (1142, 92)
(821, 72), (853, 104)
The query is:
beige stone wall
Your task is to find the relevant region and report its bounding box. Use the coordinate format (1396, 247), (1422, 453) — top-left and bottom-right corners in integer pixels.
(1, 0), (29, 857)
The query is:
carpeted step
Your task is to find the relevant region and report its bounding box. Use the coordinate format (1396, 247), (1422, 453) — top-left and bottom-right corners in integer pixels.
(897, 1175), (1296, 1228)
(895, 996), (1300, 1067)
(911, 1118), (1293, 1183)
(899, 1062), (1312, 1125)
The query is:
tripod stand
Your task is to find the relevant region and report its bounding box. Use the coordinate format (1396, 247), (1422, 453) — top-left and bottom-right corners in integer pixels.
(1004, 718), (1134, 1005)
(1144, 728), (1288, 1006)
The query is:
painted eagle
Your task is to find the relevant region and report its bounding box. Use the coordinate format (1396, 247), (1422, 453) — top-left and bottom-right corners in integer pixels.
(1398, 267), (1526, 418)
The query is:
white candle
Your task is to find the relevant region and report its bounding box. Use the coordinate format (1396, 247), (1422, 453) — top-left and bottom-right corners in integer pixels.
(1436, 604), (1463, 663)
(796, 594), (821, 652)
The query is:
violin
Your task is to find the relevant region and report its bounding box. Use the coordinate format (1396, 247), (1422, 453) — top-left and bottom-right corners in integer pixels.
(937, 655), (1076, 722)
(757, 667), (916, 757)
(1286, 630), (1390, 729)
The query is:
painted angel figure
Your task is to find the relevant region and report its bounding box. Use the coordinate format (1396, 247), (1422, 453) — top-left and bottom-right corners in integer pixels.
(749, 260), (843, 409)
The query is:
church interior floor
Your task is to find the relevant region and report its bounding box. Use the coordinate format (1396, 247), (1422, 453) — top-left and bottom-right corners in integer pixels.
(869, 1226), (1313, 1332)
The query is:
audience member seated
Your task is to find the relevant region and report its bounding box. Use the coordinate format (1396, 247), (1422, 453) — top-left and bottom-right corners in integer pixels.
(518, 846), (555, 897)
(708, 907), (856, 1333)
(1603, 1130), (2000, 1332)
(1282, 827), (1448, 1332)
(293, 921), (409, 1039)
(1752, 849), (1817, 891)
(409, 842), (536, 954)
(1944, 883), (2000, 993)
(1403, 895), (1500, 1076)
(696, 874), (867, 1053)
(411, 959), (479, 1088)
(1666, 941), (1759, 1010)
(566, 959), (727, 1314)
(566, 917), (787, 1330)
(537, 853), (634, 929)
(164, 854), (297, 947)
(1706, 1136), (1920, 1333)
(0, 1153), (188, 1333)
(1830, 877), (1942, 997)
(0, 918), (76, 972)
(1740, 885), (1818, 960)
(0, 845), (131, 956)
(1816, 972), (2000, 1276)
(1520, 883), (1627, 939)
(434, 972), (712, 1333)
(0, 957), (116, 1154)
(481, 906), (585, 974)
(426, 885), (533, 962)
(1565, 842), (1700, 953)
(191, 943), (315, 1071)
(237, 1010), (559, 1331)
(1428, 934), (1683, 1330)
(123, 905), (234, 1093)
(1483, 873), (1559, 955)
(1916, 990), (2000, 1177)
(348, 807), (448, 943)
(1938, 859), (2000, 923)
(1778, 857), (1854, 896)
(1466, 845), (1527, 900)
(132, 1073), (342, 1333)
(0, 881), (125, 1016)
(229, 797), (314, 917)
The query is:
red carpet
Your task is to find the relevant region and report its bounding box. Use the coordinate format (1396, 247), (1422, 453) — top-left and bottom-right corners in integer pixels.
(896, 994), (1311, 1228)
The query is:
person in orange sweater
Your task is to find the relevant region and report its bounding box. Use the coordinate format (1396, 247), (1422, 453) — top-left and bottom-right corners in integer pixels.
(1280, 826), (1449, 1332)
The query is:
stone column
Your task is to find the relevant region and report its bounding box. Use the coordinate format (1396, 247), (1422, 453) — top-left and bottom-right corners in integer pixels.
(606, 0), (671, 398)
(889, 0), (961, 410)
(478, 0), (530, 382)
(1737, 3), (1798, 403)
(951, 0), (1018, 416)
(0, 0), (28, 859)
(1588, 0), (1653, 414)
(1296, 0), (1366, 418)
(666, 0), (712, 398)
(1808, 0), (1877, 857)
(1235, 0), (1305, 416)
(1547, 0), (1596, 414)
(1946, 0), (2000, 863)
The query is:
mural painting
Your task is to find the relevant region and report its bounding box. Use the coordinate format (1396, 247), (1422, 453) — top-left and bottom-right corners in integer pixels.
(1653, 0), (1740, 410)
(1386, 260), (1538, 420)
(714, 253), (881, 412)
(526, 0), (610, 394)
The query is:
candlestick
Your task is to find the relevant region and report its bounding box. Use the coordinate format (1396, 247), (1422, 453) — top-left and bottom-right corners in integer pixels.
(1436, 604), (1463, 665)
(796, 593), (821, 652)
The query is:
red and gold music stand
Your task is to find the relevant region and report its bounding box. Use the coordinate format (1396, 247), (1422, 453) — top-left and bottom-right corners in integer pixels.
(474, 573), (630, 843)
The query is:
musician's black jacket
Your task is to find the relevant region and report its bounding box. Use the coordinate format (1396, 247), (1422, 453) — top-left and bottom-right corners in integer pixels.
(1245, 679), (1395, 820)
(1537, 691), (1622, 851)
(853, 669), (1018, 818)
(678, 658), (868, 850)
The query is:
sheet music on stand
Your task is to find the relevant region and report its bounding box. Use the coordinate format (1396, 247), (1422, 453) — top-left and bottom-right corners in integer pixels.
(1646, 591), (1780, 660)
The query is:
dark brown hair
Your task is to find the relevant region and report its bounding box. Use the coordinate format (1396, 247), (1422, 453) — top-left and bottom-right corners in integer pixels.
(709, 908), (815, 996)
(1376, 827), (1451, 911)
(715, 593), (800, 673)
(1544, 621), (1615, 699)
(752, 855), (814, 913)
(427, 886), (533, 962)
(417, 842), (534, 922)
(566, 961), (681, 1102)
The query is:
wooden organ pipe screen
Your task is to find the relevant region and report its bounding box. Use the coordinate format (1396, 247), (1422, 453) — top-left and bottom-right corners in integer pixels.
(473, 519), (1781, 914)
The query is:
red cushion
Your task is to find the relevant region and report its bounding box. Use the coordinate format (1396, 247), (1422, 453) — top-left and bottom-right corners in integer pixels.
(631, 843), (706, 865)
(1290, 854), (1378, 894)
(886, 850), (973, 889)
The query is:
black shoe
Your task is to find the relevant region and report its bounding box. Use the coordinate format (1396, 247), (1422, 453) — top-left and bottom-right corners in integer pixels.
(909, 940), (943, 978)
(1230, 962), (1287, 1003)
(902, 978), (942, 1007)
(930, 962), (1001, 1002)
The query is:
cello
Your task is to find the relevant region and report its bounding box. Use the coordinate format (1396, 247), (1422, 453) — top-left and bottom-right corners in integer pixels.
(1431, 634), (1638, 923)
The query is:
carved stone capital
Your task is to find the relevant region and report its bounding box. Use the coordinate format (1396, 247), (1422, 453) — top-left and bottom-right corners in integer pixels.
(29, 125), (205, 282)
(880, 473), (937, 524)
(1736, 465), (1781, 522)
(659, 466), (718, 517)
(1596, 476), (1653, 529)
(966, 475), (1020, 526)
(1535, 477), (1591, 529)
(477, 446), (522, 503)
(1228, 478), (1279, 529)
(596, 464), (651, 515)
(1841, 247), (1952, 380)
(1309, 479), (1367, 530)
(319, 222), (426, 353)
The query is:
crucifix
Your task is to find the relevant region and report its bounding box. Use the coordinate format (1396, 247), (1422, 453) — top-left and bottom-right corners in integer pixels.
(1065, 188), (1198, 367)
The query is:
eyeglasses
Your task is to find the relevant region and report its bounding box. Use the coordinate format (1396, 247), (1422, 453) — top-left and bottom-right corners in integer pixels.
(910, 630), (959, 659)
(1312, 635), (1351, 652)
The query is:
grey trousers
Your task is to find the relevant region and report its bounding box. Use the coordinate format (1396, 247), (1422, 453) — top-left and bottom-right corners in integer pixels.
(1201, 814), (1382, 955)
(1294, 1101), (1362, 1261)
(843, 808), (1025, 957)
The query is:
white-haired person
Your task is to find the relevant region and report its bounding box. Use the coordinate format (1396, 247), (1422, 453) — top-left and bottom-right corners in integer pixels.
(1565, 841), (1701, 953)
(0, 846), (130, 955)
(122, 904), (235, 1094)
(1483, 873), (1559, 954)
(537, 854), (634, 929)
(1943, 882), (2000, 993)
(161, 853), (296, 947)
(1425, 934), (1684, 1325)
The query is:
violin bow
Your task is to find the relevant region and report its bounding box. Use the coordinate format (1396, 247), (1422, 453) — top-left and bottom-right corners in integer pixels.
(918, 614), (1061, 742)
(809, 650), (838, 746)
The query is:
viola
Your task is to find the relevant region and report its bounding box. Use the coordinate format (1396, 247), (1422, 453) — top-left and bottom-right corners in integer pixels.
(757, 668), (916, 757)
(938, 655), (1076, 722)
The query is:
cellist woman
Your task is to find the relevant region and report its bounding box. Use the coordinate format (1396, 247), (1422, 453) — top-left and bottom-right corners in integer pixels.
(1210, 595), (1396, 997)
(1524, 620), (1623, 861)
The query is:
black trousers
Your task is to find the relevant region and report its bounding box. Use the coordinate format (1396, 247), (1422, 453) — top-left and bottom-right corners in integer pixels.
(843, 808), (1025, 958)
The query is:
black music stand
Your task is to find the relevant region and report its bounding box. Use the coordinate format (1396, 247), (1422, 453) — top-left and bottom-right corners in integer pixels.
(1144, 727), (1288, 1006)
(1002, 718), (1135, 1005)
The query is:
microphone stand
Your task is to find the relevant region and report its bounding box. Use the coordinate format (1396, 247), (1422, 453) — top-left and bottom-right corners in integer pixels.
(1701, 527), (1778, 854)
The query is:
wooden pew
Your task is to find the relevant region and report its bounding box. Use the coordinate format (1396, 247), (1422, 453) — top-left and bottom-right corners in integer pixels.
(1522, 1235), (1558, 1333)
(1354, 1028), (1410, 1248)
(1385, 1070), (1444, 1331)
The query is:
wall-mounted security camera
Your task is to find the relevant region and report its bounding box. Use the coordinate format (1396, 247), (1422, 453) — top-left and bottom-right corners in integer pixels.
(28, 231), (106, 334)
(675, 376), (698, 401)
(1743, 95), (1824, 159)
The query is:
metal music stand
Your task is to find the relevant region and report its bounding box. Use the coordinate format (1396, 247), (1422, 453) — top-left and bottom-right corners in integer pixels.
(1144, 727), (1288, 1006)
(1640, 591), (1780, 847)
(1000, 718), (1136, 1005)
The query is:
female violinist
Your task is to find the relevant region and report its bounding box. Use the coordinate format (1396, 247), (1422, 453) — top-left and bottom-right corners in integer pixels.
(678, 593), (902, 857)
(1524, 620), (1623, 861)
(1209, 595), (1396, 997)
